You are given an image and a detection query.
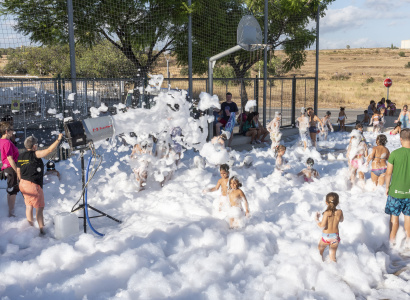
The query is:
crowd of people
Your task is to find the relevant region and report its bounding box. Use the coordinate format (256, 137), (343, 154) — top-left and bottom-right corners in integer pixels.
(204, 101), (410, 263)
(2, 94), (410, 264)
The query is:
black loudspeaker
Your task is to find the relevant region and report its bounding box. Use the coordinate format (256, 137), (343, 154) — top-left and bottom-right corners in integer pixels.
(64, 121), (87, 149)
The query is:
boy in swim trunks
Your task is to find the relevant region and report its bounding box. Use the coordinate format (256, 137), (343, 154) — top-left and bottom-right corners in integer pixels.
(316, 192), (344, 262)
(385, 129), (410, 247)
(203, 164), (230, 211)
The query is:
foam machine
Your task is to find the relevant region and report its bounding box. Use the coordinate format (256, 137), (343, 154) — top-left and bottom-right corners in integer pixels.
(64, 116), (121, 236)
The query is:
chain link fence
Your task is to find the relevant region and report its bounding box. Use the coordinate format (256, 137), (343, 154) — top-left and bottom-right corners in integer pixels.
(0, 0), (326, 143)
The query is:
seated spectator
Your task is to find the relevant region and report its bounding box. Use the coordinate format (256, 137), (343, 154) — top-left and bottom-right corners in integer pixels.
(253, 112), (269, 143)
(242, 112), (258, 144)
(215, 92), (238, 147)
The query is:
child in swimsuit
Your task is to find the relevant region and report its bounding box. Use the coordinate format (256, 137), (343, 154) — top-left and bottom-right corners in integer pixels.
(390, 122), (401, 135)
(275, 145), (290, 171)
(297, 157), (320, 183)
(337, 107), (347, 132)
(320, 111), (334, 141)
(297, 108), (310, 150)
(386, 100), (396, 116)
(347, 130), (368, 184)
(366, 134), (390, 186)
(228, 176), (250, 228)
(267, 112), (282, 151)
(203, 164), (230, 211)
(316, 192), (344, 262)
(370, 109), (384, 133)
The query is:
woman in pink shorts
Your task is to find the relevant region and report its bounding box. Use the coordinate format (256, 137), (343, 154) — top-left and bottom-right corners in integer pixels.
(17, 134), (62, 235)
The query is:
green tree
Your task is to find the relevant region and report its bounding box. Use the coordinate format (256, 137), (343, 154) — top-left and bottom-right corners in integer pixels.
(0, 0), (187, 78)
(173, 0), (334, 104)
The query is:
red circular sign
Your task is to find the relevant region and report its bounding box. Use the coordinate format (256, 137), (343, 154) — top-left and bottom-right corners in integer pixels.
(384, 78), (392, 88)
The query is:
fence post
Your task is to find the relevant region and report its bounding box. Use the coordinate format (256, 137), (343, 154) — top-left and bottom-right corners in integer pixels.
(255, 76), (259, 115)
(66, 0), (77, 114)
(21, 80), (27, 140)
(188, 0), (193, 102)
(291, 76), (296, 127)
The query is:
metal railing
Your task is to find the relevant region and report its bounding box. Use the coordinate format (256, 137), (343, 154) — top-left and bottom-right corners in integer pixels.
(0, 76), (314, 136)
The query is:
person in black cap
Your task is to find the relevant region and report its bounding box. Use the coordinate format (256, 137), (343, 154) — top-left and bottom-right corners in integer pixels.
(44, 160), (61, 183)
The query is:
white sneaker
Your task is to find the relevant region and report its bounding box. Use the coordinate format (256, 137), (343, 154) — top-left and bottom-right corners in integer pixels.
(255, 140), (261, 144)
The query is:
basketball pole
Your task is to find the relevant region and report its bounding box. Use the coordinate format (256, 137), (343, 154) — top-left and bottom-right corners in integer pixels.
(263, 0), (268, 128)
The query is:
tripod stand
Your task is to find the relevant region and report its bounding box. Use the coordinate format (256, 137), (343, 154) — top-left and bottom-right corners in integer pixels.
(72, 149), (121, 234)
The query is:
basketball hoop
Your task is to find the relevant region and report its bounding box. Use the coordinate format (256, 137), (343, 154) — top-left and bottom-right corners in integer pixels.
(237, 15), (263, 51)
(207, 14), (267, 141)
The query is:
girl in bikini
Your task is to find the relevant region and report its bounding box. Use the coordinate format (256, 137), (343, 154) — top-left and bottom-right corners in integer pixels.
(320, 111), (334, 141)
(307, 107), (323, 148)
(316, 192), (344, 262)
(227, 176), (250, 228)
(390, 121), (401, 135)
(386, 100), (396, 116)
(337, 107), (347, 132)
(347, 130), (368, 184)
(369, 109), (384, 133)
(366, 134), (390, 186)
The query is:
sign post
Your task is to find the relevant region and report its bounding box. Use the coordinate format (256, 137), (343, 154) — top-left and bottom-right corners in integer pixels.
(384, 78), (392, 100)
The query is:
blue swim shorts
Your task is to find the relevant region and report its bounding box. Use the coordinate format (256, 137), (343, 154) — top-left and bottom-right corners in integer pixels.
(385, 195), (410, 216)
(309, 126), (317, 133)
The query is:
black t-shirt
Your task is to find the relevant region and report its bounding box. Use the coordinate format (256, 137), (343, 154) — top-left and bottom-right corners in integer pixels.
(221, 102), (239, 121)
(17, 151), (44, 188)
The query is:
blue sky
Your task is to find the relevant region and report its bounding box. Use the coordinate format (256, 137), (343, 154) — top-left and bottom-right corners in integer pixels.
(319, 0), (410, 49)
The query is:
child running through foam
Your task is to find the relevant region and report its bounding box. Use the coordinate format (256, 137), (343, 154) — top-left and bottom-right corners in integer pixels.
(390, 121), (401, 135)
(347, 130), (368, 184)
(267, 112), (282, 151)
(297, 107), (310, 150)
(366, 134), (390, 186)
(320, 111), (334, 141)
(297, 157), (320, 182)
(337, 107), (347, 132)
(316, 192), (344, 262)
(203, 164), (230, 211)
(228, 176), (250, 228)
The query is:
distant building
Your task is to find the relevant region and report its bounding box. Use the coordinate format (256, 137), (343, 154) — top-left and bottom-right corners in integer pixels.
(401, 40), (410, 49)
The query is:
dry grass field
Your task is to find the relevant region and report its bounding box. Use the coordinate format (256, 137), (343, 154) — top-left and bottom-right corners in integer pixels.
(2, 48), (409, 109)
(153, 48), (410, 109)
(291, 48), (410, 109)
